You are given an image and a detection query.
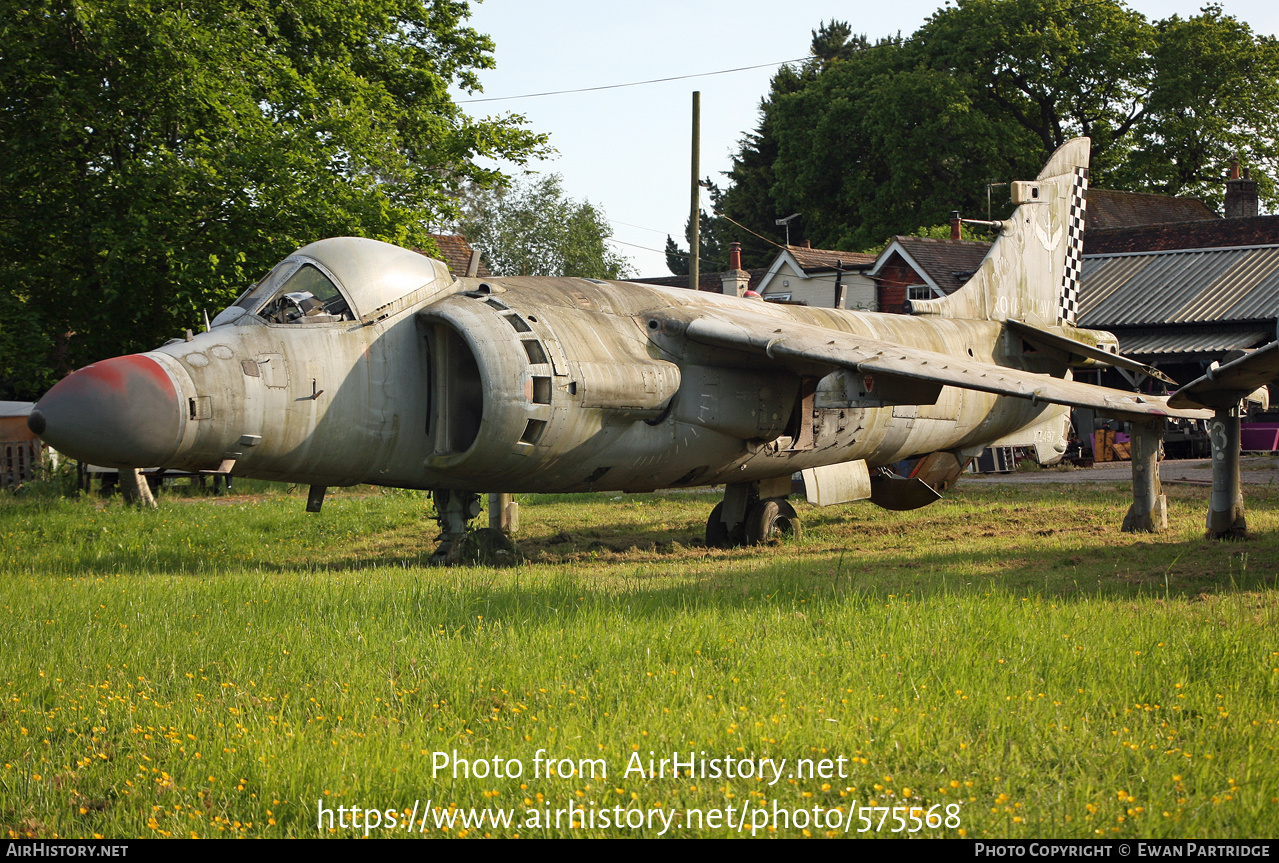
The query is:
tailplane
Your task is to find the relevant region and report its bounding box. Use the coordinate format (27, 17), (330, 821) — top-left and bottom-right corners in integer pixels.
(907, 137), (1090, 327)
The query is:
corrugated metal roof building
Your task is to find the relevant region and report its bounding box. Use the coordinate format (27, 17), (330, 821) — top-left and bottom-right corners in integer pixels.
(1079, 217), (1279, 378)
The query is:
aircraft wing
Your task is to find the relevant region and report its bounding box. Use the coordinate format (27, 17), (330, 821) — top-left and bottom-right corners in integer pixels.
(1168, 341), (1279, 410)
(1003, 319), (1175, 385)
(653, 308), (1210, 421)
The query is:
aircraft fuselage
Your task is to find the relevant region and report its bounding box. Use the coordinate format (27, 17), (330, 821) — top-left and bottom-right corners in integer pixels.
(107, 274), (1065, 495)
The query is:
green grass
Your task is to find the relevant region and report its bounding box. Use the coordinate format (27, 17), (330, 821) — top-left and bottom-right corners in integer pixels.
(1, 482), (1276, 838)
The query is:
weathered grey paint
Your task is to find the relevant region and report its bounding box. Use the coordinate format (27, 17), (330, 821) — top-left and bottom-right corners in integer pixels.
(1168, 341), (1279, 538)
(30, 138), (1214, 544)
(1207, 411), (1247, 537)
(801, 461), (871, 506)
(1121, 420), (1166, 532)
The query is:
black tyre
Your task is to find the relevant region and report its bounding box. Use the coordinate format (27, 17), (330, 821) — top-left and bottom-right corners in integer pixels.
(745, 498), (802, 545)
(706, 502), (746, 548)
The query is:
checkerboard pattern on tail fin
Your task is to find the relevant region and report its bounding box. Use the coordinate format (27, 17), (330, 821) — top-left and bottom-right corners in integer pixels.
(1057, 166), (1088, 326)
(898, 137), (1091, 327)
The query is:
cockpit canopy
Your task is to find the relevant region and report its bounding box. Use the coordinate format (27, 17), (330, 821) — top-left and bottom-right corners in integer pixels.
(211, 237), (454, 327)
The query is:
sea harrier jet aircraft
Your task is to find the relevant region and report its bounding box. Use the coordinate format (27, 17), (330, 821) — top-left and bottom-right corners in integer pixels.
(30, 138), (1209, 561)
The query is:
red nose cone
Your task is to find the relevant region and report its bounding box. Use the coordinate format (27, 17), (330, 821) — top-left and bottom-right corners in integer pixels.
(30, 355), (184, 467)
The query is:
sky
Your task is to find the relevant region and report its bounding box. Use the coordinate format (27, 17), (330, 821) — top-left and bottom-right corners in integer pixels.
(452, 0), (1279, 278)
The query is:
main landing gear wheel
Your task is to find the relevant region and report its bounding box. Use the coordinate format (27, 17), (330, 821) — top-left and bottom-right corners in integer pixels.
(429, 536), (465, 566)
(745, 498), (802, 545)
(705, 501), (746, 549)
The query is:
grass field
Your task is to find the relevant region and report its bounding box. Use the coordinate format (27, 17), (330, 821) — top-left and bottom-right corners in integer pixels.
(1, 479), (1276, 839)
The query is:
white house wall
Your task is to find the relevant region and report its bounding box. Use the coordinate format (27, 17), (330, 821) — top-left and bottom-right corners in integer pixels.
(761, 269), (876, 310)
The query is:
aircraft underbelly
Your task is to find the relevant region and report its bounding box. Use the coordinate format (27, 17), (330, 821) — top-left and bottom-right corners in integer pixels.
(406, 290), (1074, 492)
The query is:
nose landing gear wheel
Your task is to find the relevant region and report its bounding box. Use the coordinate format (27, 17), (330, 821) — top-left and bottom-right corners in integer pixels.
(745, 498), (802, 545)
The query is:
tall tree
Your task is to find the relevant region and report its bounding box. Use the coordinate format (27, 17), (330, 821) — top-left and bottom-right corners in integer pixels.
(919, 0), (1156, 179)
(664, 182), (732, 276)
(769, 41), (1035, 250)
(717, 1), (1279, 258)
(0, 0), (548, 400)
(809, 20), (868, 68)
(1120, 6), (1279, 205)
(458, 174), (632, 279)
(718, 62), (817, 268)
(664, 235), (690, 276)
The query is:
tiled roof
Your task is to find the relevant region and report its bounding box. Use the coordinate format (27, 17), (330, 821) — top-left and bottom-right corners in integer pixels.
(1086, 189), (1218, 230)
(785, 246), (877, 271)
(1085, 216), (1279, 255)
(883, 237), (992, 293)
(419, 234), (491, 277)
(630, 269), (769, 292)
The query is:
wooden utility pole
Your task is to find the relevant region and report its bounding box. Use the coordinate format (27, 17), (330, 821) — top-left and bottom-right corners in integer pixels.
(689, 91), (700, 292)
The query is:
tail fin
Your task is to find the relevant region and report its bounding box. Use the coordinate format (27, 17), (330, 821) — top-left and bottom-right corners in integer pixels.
(907, 137), (1090, 327)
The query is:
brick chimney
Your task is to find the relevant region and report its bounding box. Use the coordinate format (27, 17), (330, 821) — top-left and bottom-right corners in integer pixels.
(721, 241), (752, 297)
(950, 211), (962, 240)
(1225, 160), (1259, 219)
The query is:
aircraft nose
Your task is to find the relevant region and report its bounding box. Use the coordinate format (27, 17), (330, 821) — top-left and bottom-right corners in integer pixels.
(29, 354), (185, 468)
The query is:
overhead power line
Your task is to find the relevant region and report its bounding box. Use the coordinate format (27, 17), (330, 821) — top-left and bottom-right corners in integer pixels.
(606, 237), (720, 271)
(606, 237), (667, 255)
(458, 58), (809, 104)
(462, 0), (1137, 106)
(716, 212), (786, 252)
(607, 218), (672, 236)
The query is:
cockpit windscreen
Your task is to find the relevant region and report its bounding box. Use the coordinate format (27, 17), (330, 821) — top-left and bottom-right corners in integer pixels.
(215, 262), (353, 326)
